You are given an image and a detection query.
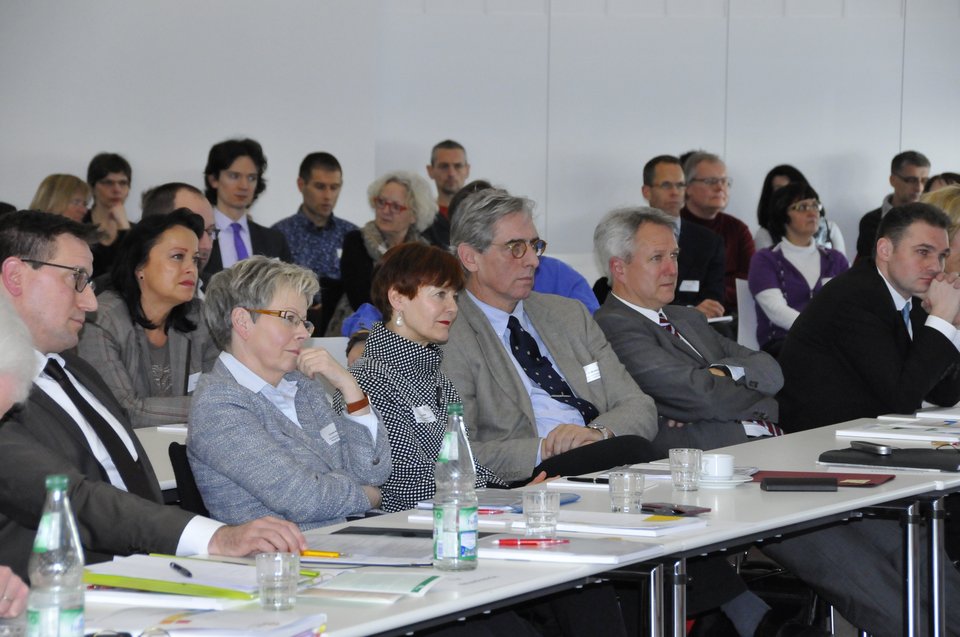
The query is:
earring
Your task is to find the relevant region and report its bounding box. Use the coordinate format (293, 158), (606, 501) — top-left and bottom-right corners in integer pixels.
(395, 312), (403, 327)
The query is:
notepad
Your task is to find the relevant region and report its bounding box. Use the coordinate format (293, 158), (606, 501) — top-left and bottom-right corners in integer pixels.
(84, 554), (260, 599)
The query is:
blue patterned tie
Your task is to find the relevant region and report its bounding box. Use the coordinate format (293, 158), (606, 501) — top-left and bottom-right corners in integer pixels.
(901, 302), (911, 332)
(231, 222), (249, 261)
(507, 316), (600, 424)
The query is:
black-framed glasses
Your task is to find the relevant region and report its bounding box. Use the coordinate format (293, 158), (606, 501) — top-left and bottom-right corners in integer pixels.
(244, 308), (314, 334)
(205, 225), (220, 241)
(499, 239), (547, 259)
(689, 176), (733, 188)
(894, 173), (929, 187)
(21, 259), (94, 293)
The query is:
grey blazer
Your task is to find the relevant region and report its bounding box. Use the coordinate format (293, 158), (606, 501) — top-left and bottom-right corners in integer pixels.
(77, 290), (219, 428)
(442, 292), (658, 482)
(594, 296), (782, 454)
(187, 360), (391, 530)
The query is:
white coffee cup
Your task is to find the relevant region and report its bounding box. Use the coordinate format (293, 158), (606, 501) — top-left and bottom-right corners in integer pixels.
(701, 453), (735, 479)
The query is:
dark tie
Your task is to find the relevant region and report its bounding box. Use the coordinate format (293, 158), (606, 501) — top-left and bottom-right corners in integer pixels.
(659, 312), (680, 337)
(506, 316), (600, 424)
(43, 359), (155, 499)
(231, 222), (249, 260)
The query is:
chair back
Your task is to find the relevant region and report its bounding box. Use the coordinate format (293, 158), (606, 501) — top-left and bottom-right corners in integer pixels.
(167, 442), (210, 517)
(735, 279), (760, 350)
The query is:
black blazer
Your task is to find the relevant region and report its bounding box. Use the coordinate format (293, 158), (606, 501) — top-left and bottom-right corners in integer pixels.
(855, 207), (882, 263)
(0, 354), (194, 579)
(676, 220), (726, 307)
(202, 218), (293, 281)
(777, 259), (960, 432)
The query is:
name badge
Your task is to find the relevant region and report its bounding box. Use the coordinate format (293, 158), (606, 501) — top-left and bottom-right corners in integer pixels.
(336, 248), (343, 259)
(583, 362), (601, 383)
(187, 372), (201, 393)
(320, 422), (341, 446)
(413, 405), (437, 424)
(678, 280), (700, 293)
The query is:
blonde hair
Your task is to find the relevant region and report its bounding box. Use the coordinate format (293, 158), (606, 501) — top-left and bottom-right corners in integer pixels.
(29, 174), (90, 216)
(921, 185), (960, 242)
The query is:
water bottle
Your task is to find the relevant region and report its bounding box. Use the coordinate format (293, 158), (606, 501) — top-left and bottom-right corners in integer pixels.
(432, 403), (478, 571)
(26, 475), (84, 637)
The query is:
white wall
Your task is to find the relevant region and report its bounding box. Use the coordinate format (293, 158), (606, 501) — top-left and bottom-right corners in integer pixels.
(2, 0), (958, 279)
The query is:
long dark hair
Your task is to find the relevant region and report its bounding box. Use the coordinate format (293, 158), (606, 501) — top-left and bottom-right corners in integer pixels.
(757, 165), (808, 230)
(109, 208), (203, 333)
(769, 182), (820, 245)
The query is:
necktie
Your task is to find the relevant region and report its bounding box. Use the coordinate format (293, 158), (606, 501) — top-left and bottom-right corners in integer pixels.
(231, 222), (249, 261)
(506, 316), (600, 424)
(901, 302), (911, 332)
(659, 312), (679, 337)
(44, 359), (155, 499)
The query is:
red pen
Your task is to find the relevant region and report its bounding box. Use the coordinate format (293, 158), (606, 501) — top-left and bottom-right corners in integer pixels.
(495, 538), (570, 547)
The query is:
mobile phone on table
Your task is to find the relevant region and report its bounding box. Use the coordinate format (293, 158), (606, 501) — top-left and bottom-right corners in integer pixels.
(850, 440), (894, 456)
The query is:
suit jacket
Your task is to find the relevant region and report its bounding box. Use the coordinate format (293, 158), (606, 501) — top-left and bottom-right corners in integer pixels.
(676, 220), (726, 307)
(778, 259), (960, 431)
(442, 292), (658, 482)
(855, 207), (882, 262)
(187, 361), (391, 530)
(594, 298), (781, 454)
(202, 218), (292, 280)
(77, 291), (219, 428)
(0, 354), (193, 580)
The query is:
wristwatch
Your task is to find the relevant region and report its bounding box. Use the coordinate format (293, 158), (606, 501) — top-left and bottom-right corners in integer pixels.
(586, 423), (611, 440)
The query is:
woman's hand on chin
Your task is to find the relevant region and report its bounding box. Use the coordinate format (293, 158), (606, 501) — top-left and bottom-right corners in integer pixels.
(297, 347), (365, 402)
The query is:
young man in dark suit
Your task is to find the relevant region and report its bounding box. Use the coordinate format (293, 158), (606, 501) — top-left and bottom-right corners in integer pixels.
(202, 138), (292, 279)
(0, 211), (304, 580)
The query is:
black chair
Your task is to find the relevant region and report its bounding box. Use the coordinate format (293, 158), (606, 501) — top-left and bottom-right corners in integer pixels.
(167, 442), (210, 517)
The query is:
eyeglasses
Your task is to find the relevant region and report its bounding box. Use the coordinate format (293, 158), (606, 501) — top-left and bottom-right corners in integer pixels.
(498, 239), (547, 259)
(374, 197), (409, 214)
(21, 259), (94, 293)
(205, 225), (220, 241)
(651, 181), (686, 191)
(894, 173), (929, 187)
(244, 308), (314, 334)
(789, 201), (824, 213)
(689, 176), (733, 188)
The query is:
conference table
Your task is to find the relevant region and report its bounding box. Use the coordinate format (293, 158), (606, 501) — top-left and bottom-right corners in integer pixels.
(115, 420), (958, 636)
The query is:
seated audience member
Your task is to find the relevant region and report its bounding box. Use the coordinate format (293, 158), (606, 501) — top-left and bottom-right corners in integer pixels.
(141, 182), (218, 273)
(442, 188), (658, 483)
(340, 171), (434, 311)
(85, 152), (135, 277)
(923, 171), (960, 194)
(202, 138), (292, 279)
(343, 243), (507, 513)
(921, 184), (960, 272)
(422, 139), (471, 249)
(77, 210), (219, 428)
(753, 165), (845, 254)
(748, 183), (849, 355)
(29, 174), (91, 223)
(855, 150), (930, 262)
(0, 211), (305, 580)
(189, 256), (390, 529)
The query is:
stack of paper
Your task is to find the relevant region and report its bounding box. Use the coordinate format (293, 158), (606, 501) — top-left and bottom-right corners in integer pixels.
(84, 555), (259, 600)
(84, 606), (327, 637)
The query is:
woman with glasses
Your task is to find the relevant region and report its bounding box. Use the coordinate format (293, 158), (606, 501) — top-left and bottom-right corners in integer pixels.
(753, 164), (846, 255)
(77, 209), (219, 427)
(339, 171), (435, 314)
(340, 243), (507, 512)
(748, 182), (849, 356)
(29, 174), (91, 222)
(187, 256), (390, 528)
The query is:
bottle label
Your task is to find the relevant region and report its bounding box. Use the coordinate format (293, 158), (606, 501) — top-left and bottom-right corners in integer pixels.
(32, 513), (61, 553)
(432, 505), (478, 561)
(437, 432), (458, 462)
(27, 606), (83, 637)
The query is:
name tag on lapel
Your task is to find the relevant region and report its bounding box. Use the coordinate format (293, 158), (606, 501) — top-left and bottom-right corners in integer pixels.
(678, 280), (700, 293)
(320, 422), (341, 445)
(187, 372), (201, 393)
(583, 362), (601, 383)
(413, 405), (437, 424)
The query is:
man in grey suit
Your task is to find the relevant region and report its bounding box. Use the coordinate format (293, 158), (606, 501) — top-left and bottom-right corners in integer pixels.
(442, 188), (658, 484)
(593, 207), (782, 455)
(0, 211), (305, 580)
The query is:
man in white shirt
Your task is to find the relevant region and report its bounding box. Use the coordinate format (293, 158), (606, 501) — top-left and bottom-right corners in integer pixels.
(0, 211), (304, 580)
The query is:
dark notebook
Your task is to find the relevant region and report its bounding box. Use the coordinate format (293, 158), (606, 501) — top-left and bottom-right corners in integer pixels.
(818, 447), (960, 472)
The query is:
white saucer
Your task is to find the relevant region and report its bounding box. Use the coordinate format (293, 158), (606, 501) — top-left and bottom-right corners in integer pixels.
(698, 474), (753, 489)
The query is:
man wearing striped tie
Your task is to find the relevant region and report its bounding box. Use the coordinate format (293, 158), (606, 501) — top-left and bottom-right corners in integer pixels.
(593, 206), (783, 456)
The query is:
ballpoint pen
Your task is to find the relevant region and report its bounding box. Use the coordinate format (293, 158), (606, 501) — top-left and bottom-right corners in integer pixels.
(495, 538), (570, 547)
(566, 476), (609, 484)
(168, 561), (193, 578)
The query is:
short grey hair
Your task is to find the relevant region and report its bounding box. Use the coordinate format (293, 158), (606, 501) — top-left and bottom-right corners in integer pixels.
(593, 207), (675, 282)
(0, 295), (36, 408)
(450, 188), (535, 252)
(203, 256), (320, 351)
(366, 170), (437, 233)
(683, 151), (724, 183)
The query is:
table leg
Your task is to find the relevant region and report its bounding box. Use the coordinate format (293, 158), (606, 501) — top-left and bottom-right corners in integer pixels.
(647, 564), (663, 637)
(928, 497), (946, 637)
(669, 558), (687, 637)
(903, 501), (922, 637)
